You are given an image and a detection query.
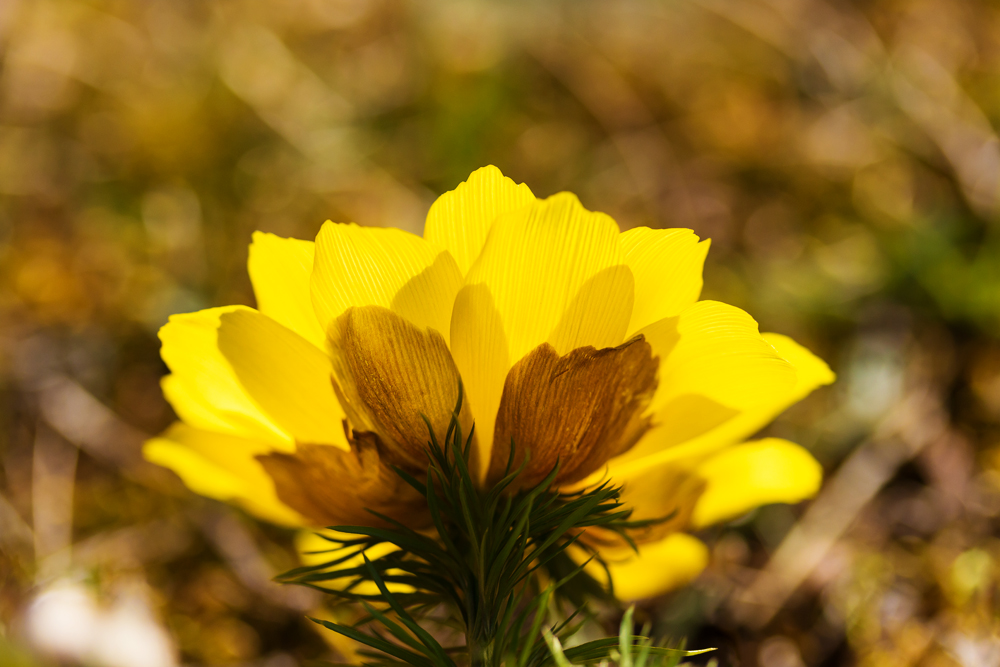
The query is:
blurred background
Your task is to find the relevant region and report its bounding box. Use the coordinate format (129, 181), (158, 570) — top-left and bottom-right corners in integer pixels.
(2, 0), (1000, 665)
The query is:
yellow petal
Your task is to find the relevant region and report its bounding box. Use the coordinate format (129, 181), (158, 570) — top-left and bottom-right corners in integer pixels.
(619, 227), (709, 335)
(216, 308), (348, 449)
(613, 460), (705, 540)
(310, 222), (463, 343)
(642, 333), (834, 469)
(455, 193), (634, 474)
(604, 300), (794, 470)
(297, 529), (401, 567)
(640, 395), (740, 456)
(248, 232), (327, 350)
(762, 333), (837, 398)
(423, 165), (535, 276)
(690, 438), (822, 528)
(577, 533), (709, 601)
(608, 323), (831, 477)
(449, 284), (509, 482)
(575, 459), (705, 550)
(161, 374), (242, 436)
(144, 422), (304, 526)
(328, 306), (473, 471)
(547, 267), (635, 356)
(649, 301), (796, 411)
(466, 192), (633, 360)
(158, 306), (291, 448)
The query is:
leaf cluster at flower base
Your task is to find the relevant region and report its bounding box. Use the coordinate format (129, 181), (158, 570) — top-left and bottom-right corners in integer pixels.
(277, 387), (708, 667)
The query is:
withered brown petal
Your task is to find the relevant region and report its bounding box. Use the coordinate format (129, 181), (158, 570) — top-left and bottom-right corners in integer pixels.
(328, 305), (475, 471)
(488, 337), (658, 490)
(258, 433), (428, 528)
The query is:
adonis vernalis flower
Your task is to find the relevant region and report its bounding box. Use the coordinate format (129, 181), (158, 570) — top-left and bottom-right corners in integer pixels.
(145, 166), (833, 602)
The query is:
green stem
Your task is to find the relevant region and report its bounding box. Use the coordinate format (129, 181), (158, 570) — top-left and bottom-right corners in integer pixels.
(469, 635), (495, 667)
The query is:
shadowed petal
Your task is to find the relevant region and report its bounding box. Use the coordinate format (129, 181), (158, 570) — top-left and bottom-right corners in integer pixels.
(576, 533), (709, 602)
(579, 461), (705, 551)
(296, 530), (410, 596)
(258, 434), (428, 528)
(488, 337), (657, 489)
(329, 305), (474, 471)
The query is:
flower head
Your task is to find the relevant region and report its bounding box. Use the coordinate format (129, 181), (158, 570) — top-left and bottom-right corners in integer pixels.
(145, 166), (833, 600)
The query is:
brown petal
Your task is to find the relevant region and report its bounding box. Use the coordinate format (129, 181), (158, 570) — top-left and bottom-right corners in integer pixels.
(488, 337), (658, 490)
(258, 431), (428, 528)
(328, 305), (475, 471)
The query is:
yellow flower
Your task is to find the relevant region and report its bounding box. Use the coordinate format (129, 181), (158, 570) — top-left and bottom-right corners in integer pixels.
(144, 166), (834, 601)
